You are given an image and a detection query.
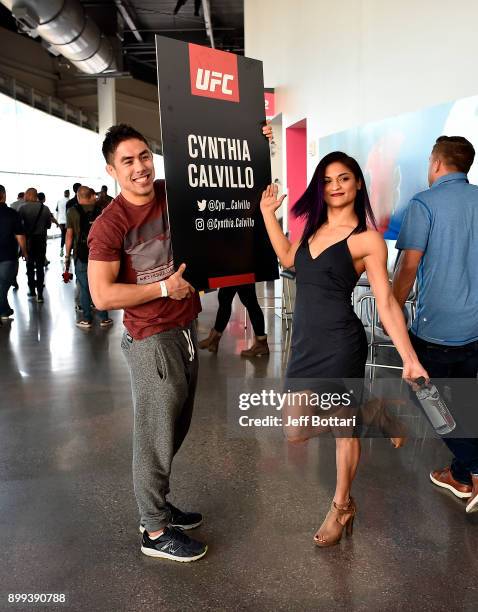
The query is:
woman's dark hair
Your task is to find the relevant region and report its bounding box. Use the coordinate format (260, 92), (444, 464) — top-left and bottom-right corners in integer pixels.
(292, 151), (376, 245)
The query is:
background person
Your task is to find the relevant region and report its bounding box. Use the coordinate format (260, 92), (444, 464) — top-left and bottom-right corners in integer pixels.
(65, 186), (112, 329)
(0, 185), (26, 320)
(10, 192), (25, 212)
(392, 135), (478, 513)
(9, 191), (25, 290)
(97, 184), (113, 210)
(38, 191), (59, 268)
(56, 189), (70, 257)
(19, 187), (51, 303)
(66, 182), (81, 212)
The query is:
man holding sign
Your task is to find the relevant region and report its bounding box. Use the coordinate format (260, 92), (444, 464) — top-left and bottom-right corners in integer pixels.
(88, 120), (271, 562)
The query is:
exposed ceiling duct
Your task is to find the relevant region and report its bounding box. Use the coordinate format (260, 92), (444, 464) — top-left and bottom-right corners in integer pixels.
(6, 0), (117, 74)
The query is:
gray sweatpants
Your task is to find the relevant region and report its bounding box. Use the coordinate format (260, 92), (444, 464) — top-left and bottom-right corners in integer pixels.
(121, 321), (198, 532)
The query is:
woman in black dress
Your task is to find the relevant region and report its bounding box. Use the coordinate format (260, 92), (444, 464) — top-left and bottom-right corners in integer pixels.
(260, 151), (428, 547)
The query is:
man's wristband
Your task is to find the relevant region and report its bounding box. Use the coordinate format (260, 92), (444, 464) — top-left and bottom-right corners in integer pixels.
(160, 280), (168, 298)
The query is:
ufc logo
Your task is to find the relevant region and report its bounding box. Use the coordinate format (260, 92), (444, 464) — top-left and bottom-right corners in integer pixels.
(195, 69), (234, 95)
(189, 43), (239, 103)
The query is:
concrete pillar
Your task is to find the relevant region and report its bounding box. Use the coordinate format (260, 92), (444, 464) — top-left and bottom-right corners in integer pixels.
(97, 76), (116, 135)
(97, 77), (117, 194)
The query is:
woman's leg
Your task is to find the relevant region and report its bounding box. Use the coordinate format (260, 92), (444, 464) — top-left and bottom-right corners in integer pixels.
(198, 286), (237, 352)
(334, 438), (361, 505)
(237, 284), (269, 357)
(214, 286), (237, 333)
(314, 437), (360, 546)
(236, 284), (265, 336)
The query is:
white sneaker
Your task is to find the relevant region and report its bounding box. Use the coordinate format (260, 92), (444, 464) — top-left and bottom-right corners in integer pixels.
(76, 320), (92, 329)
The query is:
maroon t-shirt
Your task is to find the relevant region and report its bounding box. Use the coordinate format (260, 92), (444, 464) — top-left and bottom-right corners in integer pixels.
(88, 180), (201, 339)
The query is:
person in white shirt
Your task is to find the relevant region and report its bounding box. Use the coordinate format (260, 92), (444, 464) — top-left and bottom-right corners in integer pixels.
(56, 189), (70, 257)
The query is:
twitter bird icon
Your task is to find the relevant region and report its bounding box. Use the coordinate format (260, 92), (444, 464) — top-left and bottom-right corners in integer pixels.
(197, 199), (207, 211)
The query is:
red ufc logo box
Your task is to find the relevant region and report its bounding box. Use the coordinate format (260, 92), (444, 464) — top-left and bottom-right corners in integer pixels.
(189, 43), (240, 103)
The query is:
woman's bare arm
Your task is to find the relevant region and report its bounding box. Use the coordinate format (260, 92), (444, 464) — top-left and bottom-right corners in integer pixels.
(362, 231), (428, 381)
(260, 184), (300, 268)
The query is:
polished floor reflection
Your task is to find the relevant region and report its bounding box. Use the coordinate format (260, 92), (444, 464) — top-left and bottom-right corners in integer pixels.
(1, 240), (477, 612)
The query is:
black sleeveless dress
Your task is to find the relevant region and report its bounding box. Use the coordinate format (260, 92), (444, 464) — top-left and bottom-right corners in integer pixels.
(285, 230), (368, 388)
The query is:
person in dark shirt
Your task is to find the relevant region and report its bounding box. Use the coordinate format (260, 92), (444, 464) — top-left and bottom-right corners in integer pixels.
(38, 192), (59, 268)
(10, 192), (25, 212)
(66, 182), (81, 212)
(65, 186), (112, 329)
(97, 184), (113, 210)
(19, 187), (52, 303)
(0, 185), (26, 319)
(9, 191), (25, 289)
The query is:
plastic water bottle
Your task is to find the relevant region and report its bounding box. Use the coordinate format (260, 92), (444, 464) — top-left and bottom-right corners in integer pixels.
(414, 377), (456, 435)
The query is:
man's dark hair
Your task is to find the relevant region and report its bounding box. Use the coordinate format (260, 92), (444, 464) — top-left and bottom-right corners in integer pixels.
(101, 185), (108, 192)
(18, 191), (24, 199)
(102, 123), (150, 164)
(73, 183), (81, 193)
(38, 192), (45, 202)
(432, 136), (475, 174)
(64, 189), (70, 197)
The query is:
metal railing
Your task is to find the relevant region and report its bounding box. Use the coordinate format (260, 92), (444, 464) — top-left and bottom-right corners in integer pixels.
(0, 71), (161, 153)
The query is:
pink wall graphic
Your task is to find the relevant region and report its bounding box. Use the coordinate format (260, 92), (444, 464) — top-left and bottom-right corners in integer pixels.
(286, 120), (307, 244)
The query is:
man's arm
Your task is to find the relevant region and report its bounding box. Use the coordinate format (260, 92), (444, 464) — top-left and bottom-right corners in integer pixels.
(44, 207), (52, 229)
(392, 249), (423, 309)
(12, 211), (26, 258)
(15, 234), (27, 259)
(88, 260), (193, 311)
(64, 227), (74, 270)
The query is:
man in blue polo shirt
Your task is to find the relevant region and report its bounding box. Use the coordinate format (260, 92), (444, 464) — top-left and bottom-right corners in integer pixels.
(392, 136), (478, 514)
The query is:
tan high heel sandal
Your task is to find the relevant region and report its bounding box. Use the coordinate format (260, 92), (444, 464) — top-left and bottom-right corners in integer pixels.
(314, 497), (356, 547)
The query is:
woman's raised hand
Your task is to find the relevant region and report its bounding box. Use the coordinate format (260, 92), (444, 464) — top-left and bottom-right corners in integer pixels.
(260, 183), (287, 215)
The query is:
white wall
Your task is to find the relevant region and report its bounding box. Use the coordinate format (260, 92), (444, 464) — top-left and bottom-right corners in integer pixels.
(245, 0), (478, 178)
(0, 93), (164, 208)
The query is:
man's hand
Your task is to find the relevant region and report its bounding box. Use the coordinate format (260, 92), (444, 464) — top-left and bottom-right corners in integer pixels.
(262, 121), (273, 141)
(165, 263), (195, 300)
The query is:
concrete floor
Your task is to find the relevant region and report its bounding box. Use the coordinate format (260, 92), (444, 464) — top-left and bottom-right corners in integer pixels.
(1, 240), (477, 612)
